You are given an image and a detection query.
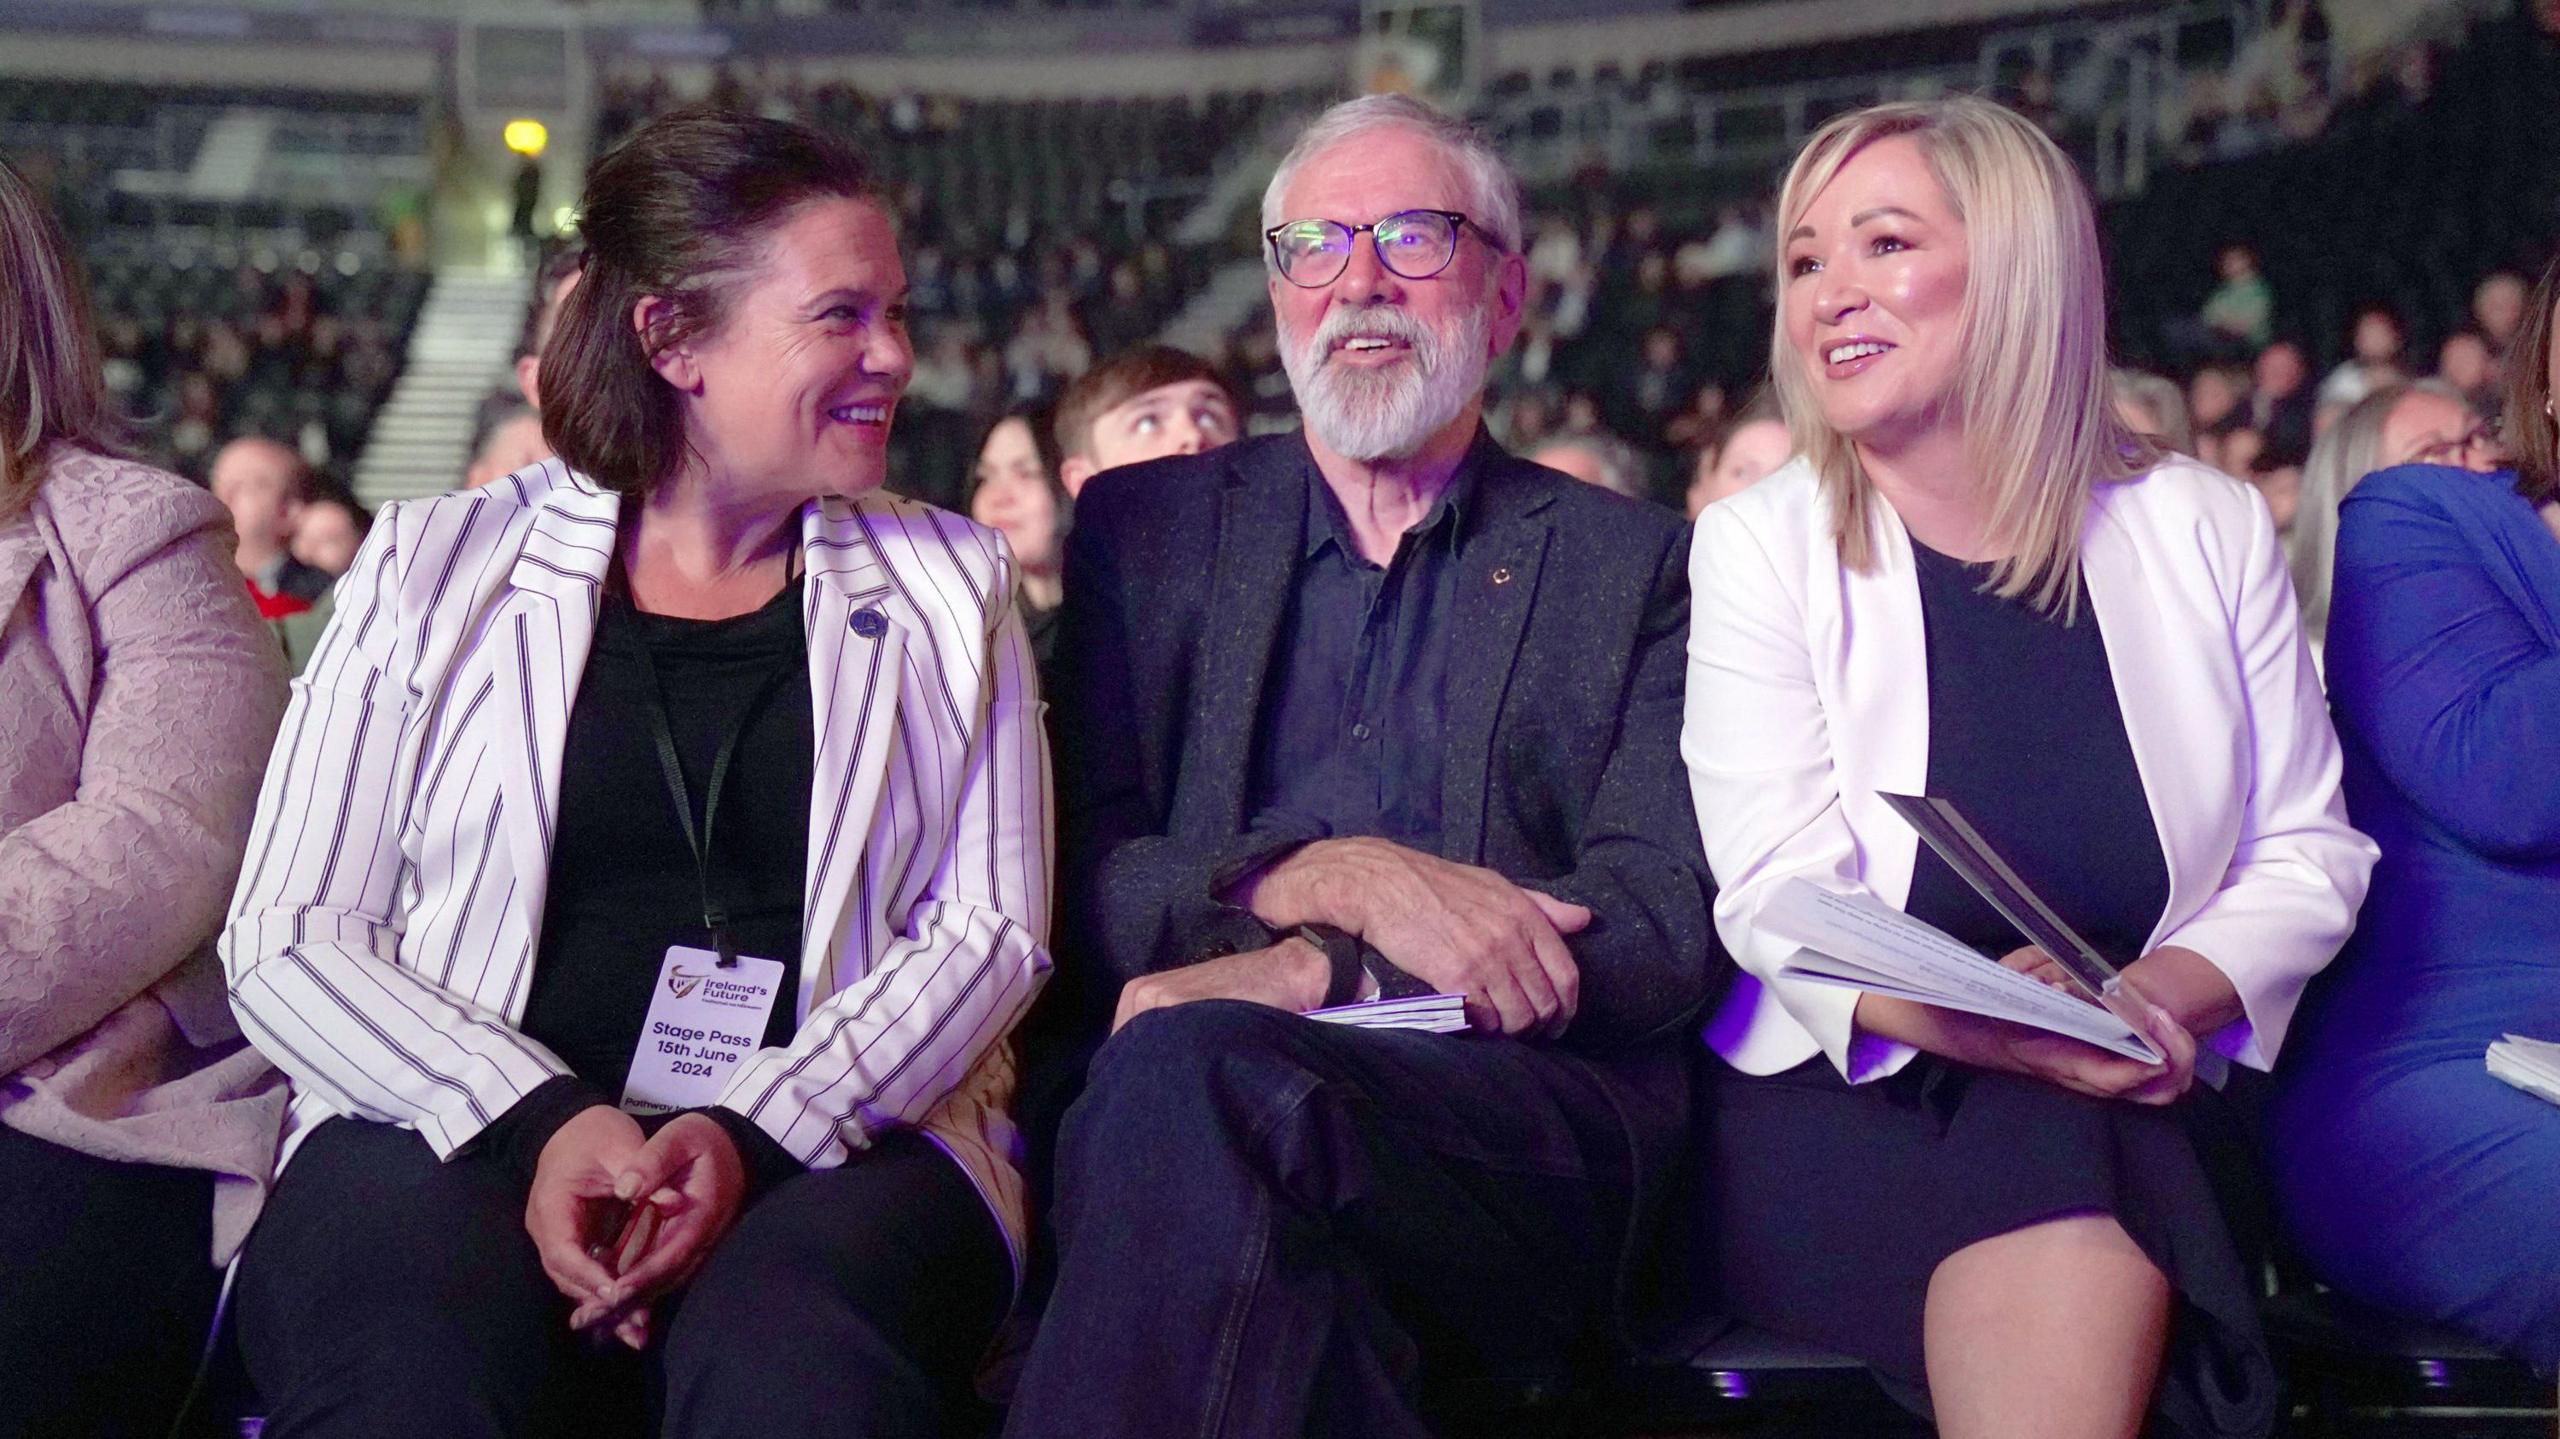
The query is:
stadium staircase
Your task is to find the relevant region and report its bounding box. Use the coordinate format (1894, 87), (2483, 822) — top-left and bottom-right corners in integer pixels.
(351, 266), (531, 505)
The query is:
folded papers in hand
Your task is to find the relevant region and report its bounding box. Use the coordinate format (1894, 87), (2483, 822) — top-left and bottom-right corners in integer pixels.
(1759, 877), (2163, 1064)
(1307, 992), (1468, 1033)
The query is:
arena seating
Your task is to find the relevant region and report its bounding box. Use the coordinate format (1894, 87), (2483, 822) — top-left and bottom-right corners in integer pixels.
(2, 76), (435, 496)
(86, 249), (426, 488)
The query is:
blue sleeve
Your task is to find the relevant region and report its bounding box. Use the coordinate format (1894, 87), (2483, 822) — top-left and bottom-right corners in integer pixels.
(2326, 469), (2560, 862)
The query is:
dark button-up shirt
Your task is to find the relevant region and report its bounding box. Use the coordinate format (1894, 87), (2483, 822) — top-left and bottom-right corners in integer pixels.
(1242, 447), (1479, 854)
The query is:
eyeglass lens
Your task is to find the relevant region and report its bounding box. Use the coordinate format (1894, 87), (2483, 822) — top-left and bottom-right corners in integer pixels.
(1273, 211), (1459, 285)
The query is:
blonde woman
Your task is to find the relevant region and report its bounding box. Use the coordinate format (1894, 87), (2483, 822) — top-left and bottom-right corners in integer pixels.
(2287, 378), (2495, 647)
(1681, 99), (2375, 1438)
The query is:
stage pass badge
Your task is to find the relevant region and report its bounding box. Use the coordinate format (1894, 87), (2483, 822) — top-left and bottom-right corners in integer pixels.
(625, 945), (786, 1112)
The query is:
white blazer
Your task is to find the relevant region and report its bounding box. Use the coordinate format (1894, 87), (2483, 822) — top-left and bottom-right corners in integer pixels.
(1683, 456), (2375, 1084)
(221, 461), (1051, 1264)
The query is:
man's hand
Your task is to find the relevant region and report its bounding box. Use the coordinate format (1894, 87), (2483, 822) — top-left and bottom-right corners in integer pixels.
(1113, 939), (1331, 1034)
(567, 1112), (751, 1350)
(525, 1105), (649, 1317)
(1242, 837), (1590, 1037)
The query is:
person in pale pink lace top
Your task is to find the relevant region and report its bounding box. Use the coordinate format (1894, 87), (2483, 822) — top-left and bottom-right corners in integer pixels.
(0, 156), (290, 1435)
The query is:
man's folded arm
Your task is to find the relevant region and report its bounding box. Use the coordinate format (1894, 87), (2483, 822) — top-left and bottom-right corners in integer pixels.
(1505, 527), (1723, 1053)
(1052, 480), (1312, 982)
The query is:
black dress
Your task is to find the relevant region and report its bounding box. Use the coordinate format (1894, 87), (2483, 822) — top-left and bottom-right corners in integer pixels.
(1700, 539), (2276, 1438)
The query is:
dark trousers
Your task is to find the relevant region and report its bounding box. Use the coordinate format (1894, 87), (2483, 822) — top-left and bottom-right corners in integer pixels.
(235, 1118), (1011, 1439)
(0, 1124), (220, 1439)
(1004, 1001), (1642, 1439)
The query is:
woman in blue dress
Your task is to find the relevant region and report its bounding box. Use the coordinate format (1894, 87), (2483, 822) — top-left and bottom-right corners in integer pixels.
(2270, 253), (2560, 1369)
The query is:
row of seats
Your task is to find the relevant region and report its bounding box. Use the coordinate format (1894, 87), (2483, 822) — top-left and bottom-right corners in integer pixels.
(2107, 9), (2558, 376)
(84, 249), (427, 489)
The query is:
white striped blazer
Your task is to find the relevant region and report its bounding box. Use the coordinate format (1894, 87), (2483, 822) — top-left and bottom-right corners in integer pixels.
(220, 459), (1052, 1266)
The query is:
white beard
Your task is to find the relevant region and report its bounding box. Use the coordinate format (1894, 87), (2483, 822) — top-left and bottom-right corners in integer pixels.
(1279, 300), (1492, 462)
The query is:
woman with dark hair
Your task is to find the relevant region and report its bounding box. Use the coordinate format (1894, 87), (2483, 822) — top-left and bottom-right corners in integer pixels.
(968, 405), (1067, 673)
(0, 159), (289, 1434)
(222, 108), (1051, 1437)
(2269, 252), (2560, 1373)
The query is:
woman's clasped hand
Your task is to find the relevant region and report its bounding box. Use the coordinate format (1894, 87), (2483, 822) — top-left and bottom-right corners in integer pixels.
(529, 1108), (749, 1350)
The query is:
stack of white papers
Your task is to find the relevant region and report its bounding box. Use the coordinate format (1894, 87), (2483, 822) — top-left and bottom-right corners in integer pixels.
(2487, 1034), (2560, 1106)
(1307, 992), (1469, 1033)
(1759, 878), (2162, 1063)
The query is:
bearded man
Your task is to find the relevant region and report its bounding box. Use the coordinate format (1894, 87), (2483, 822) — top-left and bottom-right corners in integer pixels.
(1010, 96), (1723, 1436)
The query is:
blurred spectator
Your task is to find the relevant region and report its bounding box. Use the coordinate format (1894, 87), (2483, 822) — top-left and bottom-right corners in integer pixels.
(464, 407), (549, 491)
(2473, 269), (2530, 365)
(1053, 344), (1240, 497)
(970, 408), (1066, 670)
(2247, 339), (2318, 460)
(1605, 326), (1692, 454)
(2111, 368), (2195, 453)
(1002, 294), (1093, 405)
(2200, 244), (2277, 354)
(508, 156), (542, 265)
(2187, 363), (2248, 466)
(2240, 427), (2305, 533)
(2316, 303), (2411, 413)
(2221, 424), (2269, 487)
(1530, 431), (1646, 500)
(1685, 408), (1791, 518)
(1672, 202), (1771, 286)
(1661, 381), (1732, 456)
(515, 249), (583, 414)
(289, 495), (368, 579)
(2290, 378), (2492, 646)
(2436, 329), (2499, 412)
(207, 438), (328, 618)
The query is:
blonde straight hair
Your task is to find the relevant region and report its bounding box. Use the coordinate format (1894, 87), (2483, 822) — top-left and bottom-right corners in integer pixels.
(1768, 97), (2156, 617)
(0, 158), (117, 519)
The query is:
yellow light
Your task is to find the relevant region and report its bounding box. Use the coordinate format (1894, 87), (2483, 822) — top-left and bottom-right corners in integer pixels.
(503, 119), (549, 158)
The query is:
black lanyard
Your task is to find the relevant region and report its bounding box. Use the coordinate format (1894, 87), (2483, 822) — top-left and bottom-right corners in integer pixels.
(632, 640), (797, 968)
(623, 568), (803, 969)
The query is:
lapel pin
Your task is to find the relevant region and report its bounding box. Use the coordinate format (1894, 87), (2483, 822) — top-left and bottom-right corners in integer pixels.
(850, 607), (888, 638)
(1491, 567), (1513, 586)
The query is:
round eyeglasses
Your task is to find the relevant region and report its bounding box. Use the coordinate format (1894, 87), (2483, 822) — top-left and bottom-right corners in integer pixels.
(1264, 209), (1493, 288)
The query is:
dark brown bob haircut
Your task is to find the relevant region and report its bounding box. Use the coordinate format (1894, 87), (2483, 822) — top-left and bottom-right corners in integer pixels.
(2503, 252), (2560, 506)
(541, 107), (883, 499)
(1053, 343), (1235, 461)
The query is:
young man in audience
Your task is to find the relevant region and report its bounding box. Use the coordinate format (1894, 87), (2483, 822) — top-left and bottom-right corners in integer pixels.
(1014, 93), (1720, 1437)
(206, 436), (329, 618)
(1051, 342), (1240, 496)
(287, 494), (367, 579)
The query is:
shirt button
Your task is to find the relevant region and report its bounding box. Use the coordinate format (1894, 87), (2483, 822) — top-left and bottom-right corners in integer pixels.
(1351, 722), (1373, 741)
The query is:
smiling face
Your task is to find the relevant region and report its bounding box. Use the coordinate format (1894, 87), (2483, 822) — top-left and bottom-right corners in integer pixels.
(1779, 135), (1971, 455)
(970, 417), (1061, 571)
(1268, 125), (1523, 463)
(1084, 379), (1239, 473)
(660, 197), (911, 504)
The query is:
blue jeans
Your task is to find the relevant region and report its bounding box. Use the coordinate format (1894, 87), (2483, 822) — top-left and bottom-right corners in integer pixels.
(1006, 1001), (1645, 1438)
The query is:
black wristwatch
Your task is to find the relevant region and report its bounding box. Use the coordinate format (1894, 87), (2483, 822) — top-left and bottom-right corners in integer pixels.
(1296, 923), (1367, 1008)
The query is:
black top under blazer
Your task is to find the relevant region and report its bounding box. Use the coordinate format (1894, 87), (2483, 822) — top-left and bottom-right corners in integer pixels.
(1045, 428), (1726, 1224)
